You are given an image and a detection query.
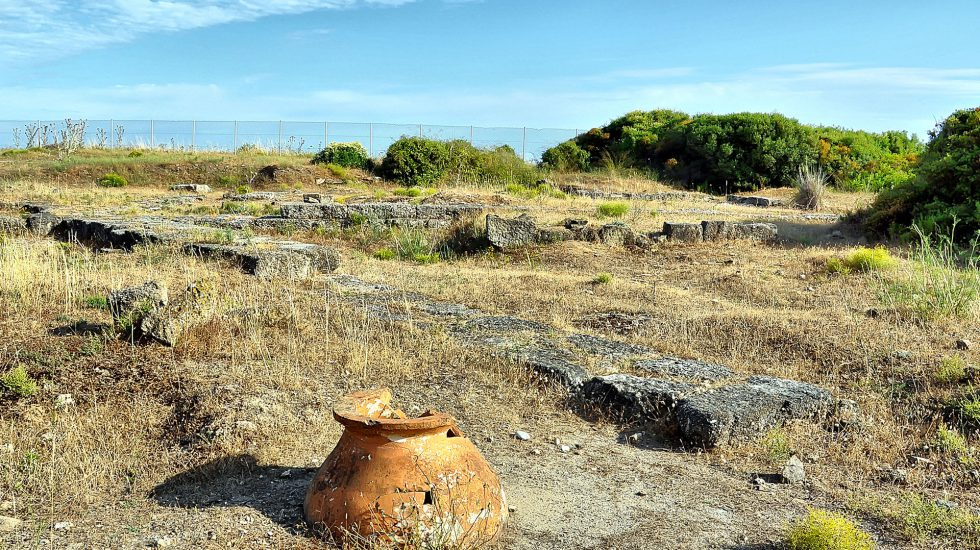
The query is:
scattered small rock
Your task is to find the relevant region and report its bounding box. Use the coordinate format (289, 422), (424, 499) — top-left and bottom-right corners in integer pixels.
(559, 444), (571, 453)
(781, 455), (806, 485)
(894, 350), (913, 360)
(148, 535), (174, 547)
(956, 339), (974, 351)
(514, 431), (532, 441)
(54, 394), (74, 409)
(751, 476), (772, 492)
(53, 521), (72, 531)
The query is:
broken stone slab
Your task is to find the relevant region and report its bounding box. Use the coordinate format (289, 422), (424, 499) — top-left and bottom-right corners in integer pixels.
(731, 222), (778, 241)
(184, 241), (340, 279)
(632, 357), (734, 382)
(169, 184), (212, 193)
(303, 193), (324, 204)
(675, 376), (836, 448)
(598, 223), (635, 246)
(580, 374), (696, 424)
(486, 214), (570, 249)
(506, 345), (590, 389)
(139, 282), (215, 346)
(107, 281), (169, 330)
(701, 220), (735, 241)
(566, 333), (657, 362)
(281, 202), (484, 228)
(663, 222), (703, 243)
(223, 191), (287, 202)
(50, 216), (219, 250)
(726, 195), (784, 208)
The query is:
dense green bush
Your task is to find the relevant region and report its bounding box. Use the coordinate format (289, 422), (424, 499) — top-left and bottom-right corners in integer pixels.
(379, 137), (449, 186)
(97, 172), (128, 187)
(311, 142), (369, 168)
(443, 140), (538, 186)
(542, 108), (923, 193)
(540, 140), (589, 171)
(863, 108), (980, 242)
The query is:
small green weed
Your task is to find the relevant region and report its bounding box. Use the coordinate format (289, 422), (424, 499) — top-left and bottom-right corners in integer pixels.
(787, 509), (876, 550)
(899, 494), (980, 543)
(235, 184), (251, 195)
(592, 272), (613, 284)
(845, 247), (896, 272)
(393, 187), (424, 198)
(80, 336), (104, 357)
(934, 424), (971, 462)
(826, 257), (852, 276)
(1, 365), (38, 398)
(597, 201), (630, 218)
(762, 428), (791, 461)
(84, 295), (108, 309)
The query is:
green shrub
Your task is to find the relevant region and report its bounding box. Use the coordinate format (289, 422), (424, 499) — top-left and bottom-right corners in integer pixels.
(899, 494), (980, 542)
(236, 143), (264, 155)
(1, 365), (38, 398)
(935, 356), (968, 384)
(844, 247), (896, 272)
(863, 107), (980, 243)
(380, 137), (449, 186)
(97, 172), (128, 188)
(312, 142), (369, 168)
(787, 509), (876, 550)
(235, 184), (250, 195)
(597, 201), (630, 218)
(127, 150), (143, 158)
(443, 140), (538, 186)
(390, 228), (440, 264)
(953, 394), (980, 429)
(592, 272), (613, 284)
(540, 140), (589, 171)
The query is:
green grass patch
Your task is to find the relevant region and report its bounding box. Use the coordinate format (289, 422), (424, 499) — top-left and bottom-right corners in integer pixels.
(373, 248), (396, 260)
(1, 364), (38, 398)
(97, 172), (128, 188)
(844, 246), (896, 272)
(934, 424), (971, 463)
(84, 295), (108, 310)
(762, 428), (791, 461)
(592, 272), (613, 285)
(898, 494), (980, 543)
(597, 201), (630, 218)
(787, 509), (876, 550)
(934, 356), (967, 384)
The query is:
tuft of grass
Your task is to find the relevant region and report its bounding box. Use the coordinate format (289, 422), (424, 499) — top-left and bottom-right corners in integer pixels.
(934, 424), (971, 462)
(794, 164), (828, 211)
(1, 364), (39, 398)
(592, 272), (613, 285)
(503, 182), (566, 200)
(235, 184), (251, 195)
(845, 247), (896, 273)
(79, 336), (104, 357)
(899, 494), (980, 543)
(787, 509), (876, 550)
(825, 257), (852, 276)
(325, 163), (355, 183)
(934, 356), (967, 384)
(762, 427), (791, 461)
(391, 229), (440, 264)
(373, 248), (396, 261)
(880, 226), (979, 321)
(97, 172), (128, 188)
(393, 187), (424, 198)
(84, 295), (108, 309)
(597, 201), (629, 218)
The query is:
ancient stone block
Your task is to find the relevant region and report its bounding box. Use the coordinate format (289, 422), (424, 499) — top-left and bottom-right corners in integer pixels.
(663, 222), (703, 243)
(581, 374), (696, 423)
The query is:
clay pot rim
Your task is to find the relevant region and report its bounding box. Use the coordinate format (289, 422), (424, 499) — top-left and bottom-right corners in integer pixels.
(332, 388), (463, 434)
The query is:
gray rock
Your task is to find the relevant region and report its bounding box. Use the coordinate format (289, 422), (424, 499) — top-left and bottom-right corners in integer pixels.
(566, 333), (655, 361)
(956, 339), (974, 351)
(581, 374), (696, 424)
(508, 345), (590, 389)
(663, 222), (703, 243)
(184, 241), (340, 279)
(280, 202), (483, 229)
(701, 220), (734, 241)
(515, 431), (532, 441)
(782, 455), (806, 484)
(487, 214), (540, 249)
(726, 195), (784, 207)
(223, 191), (283, 202)
(598, 223), (635, 246)
(632, 356), (734, 382)
(303, 193), (323, 204)
(139, 282), (215, 346)
(107, 281), (168, 329)
(26, 212), (60, 235)
(731, 222), (778, 241)
(169, 184), (212, 193)
(676, 376), (836, 448)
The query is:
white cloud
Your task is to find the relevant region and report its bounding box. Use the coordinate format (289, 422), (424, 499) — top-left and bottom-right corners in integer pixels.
(0, 0), (414, 66)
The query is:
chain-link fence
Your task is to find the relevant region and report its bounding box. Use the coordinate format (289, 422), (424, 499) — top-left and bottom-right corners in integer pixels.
(0, 119), (581, 162)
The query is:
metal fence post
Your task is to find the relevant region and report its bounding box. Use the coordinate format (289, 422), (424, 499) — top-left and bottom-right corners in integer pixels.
(522, 127), (527, 161)
(278, 120), (283, 155)
(150, 119), (154, 148)
(369, 123), (374, 157)
(418, 124), (423, 137)
(234, 121), (238, 150)
(109, 119), (114, 148)
(469, 125), (474, 145)
(324, 121), (329, 147)
(191, 120), (196, 151)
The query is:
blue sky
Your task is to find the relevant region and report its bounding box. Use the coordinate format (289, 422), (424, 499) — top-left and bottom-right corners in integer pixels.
(1, 0), (978, 137)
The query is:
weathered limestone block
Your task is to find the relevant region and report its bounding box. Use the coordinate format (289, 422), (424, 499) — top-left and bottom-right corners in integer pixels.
(139, 282), (215, 346)
(486, 214), (570, 249)
(184, 241), (340, 279)
(731, 222), (778, 241)
(107, 281), (168, 329)
(675, 376), (835, 448)
(581, 374), (696, 424)
(632, 357), (734, 382)
(0, 215), (26, 234)
(663, 222), (703, 243)
(170, 184), (212, 193)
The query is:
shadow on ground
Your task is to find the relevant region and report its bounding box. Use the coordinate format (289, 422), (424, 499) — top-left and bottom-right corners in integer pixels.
(48, 320), (110, 336)
(151, 454), (317, 534)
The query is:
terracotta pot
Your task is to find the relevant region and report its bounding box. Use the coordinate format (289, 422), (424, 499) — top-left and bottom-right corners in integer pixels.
(304, 389), (507, 545)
